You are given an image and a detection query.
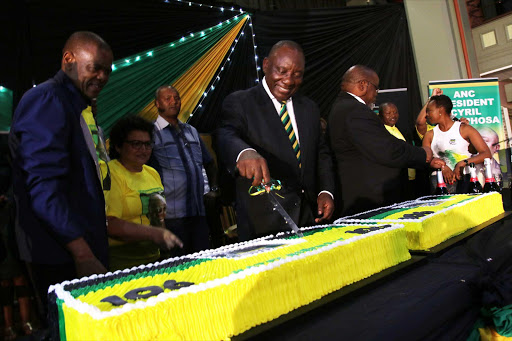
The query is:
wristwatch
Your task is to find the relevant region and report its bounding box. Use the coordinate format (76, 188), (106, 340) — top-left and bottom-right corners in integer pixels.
(463, 159), (469, 166)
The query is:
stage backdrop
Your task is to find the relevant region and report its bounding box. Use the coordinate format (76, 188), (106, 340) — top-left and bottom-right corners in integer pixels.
(428, 79), (506, 178)
(2, 0), (258, 134)
(3, 1), (421, 134)
(97, 13), (253, 136)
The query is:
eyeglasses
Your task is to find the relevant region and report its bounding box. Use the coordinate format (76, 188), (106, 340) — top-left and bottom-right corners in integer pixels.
(124, 140), (154, 150)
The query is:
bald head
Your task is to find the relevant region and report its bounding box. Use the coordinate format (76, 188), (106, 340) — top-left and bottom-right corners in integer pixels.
(268, 40), (304, 62)
(62, 31), (112, 56)
(341, 65), (376, 90)
(341, 65), (379, 106)
(61, 31), (113, 100)
(478, 127), (500, 154)
(155, 85), (179, 100)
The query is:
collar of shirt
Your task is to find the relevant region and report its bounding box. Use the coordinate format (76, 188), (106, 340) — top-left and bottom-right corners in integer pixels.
(261, 76), (300, 144)
(384, 124), (405, 141)
(346, 91), (366, 105)
(155, 115), (184, 131)
(155, 115), (170, 131)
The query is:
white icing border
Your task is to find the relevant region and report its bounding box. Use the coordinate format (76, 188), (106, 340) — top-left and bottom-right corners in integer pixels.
(334, 193), (499, 224)
(50, 223), (405, 319)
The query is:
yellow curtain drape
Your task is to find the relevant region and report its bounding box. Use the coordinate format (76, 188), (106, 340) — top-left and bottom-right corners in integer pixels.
(139, 15), (248, 123)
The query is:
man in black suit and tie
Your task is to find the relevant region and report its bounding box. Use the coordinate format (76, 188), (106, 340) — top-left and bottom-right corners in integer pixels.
(216, 40), (335, 241)
(328, 65), (436, 216)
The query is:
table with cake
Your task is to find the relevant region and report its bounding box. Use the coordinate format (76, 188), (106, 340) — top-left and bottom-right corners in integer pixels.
(49, 192), (509, 340)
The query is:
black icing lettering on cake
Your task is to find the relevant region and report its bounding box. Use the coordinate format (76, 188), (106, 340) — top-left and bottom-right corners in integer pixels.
(399, 211), (434, 219)
(416, 195), (458, 201)
(163, 280), (194, 290)
(100, 280), (197, 306)
(345, 224), (391, 234)
(347, 207), (397, 219)
(124, 286), (164, 300)
(65, 257), (198, 293)
(100, 295), (128, 306)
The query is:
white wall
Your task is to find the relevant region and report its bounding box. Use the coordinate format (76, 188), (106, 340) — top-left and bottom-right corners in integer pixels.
(404, 0), (468, 102)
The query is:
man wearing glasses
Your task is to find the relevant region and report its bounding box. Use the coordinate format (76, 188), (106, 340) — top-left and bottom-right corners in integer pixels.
(328, 65), (434, 216)
(150, 85), (218, 256)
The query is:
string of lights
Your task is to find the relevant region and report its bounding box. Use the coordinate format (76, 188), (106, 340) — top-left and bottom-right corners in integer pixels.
(159, 0), (262, 122)
(248, 16), (261, 84)
(188, 15), (261, 121)
(111, 13), (245, 72)
(164, 0), (244, 14)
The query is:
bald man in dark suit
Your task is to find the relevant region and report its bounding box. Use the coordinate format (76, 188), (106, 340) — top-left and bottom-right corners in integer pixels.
(328, 65), (436, 216)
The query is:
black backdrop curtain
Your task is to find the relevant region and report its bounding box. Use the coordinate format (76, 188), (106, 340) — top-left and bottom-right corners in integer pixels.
(3, 1), (421, 134)
(252, 4), (422, 130)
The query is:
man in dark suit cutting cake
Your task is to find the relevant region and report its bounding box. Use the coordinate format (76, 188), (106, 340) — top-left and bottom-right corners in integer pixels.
(216, 40), (335, 241)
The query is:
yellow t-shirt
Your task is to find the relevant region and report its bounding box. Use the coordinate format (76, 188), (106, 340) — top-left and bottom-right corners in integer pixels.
(81, 106), (110, 193)
(385, 125), (416, 181)
(106, 159), (165, 271)
(416, 123), (434, 140)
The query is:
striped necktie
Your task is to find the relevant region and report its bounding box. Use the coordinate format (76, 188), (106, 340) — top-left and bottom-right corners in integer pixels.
(279, 101), (301, 168)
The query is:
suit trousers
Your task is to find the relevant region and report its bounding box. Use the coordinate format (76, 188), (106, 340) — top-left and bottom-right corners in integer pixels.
(164, 216), (210, 256)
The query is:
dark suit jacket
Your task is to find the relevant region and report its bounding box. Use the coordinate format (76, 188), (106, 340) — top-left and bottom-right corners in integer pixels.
(8, 70), (109, 266)
(328, 91), (427, 216)
(216, 84), (335, 241)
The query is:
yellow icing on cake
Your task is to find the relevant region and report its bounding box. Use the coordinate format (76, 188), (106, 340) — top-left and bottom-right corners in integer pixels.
(336, 193), (504, 251)
(406, 193), (504, 250)
(53, 224), (411, 340)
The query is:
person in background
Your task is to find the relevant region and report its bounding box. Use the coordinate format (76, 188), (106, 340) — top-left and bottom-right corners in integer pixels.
(150, 86), (218, 256)
(0, 138), (35, 340)
(328, 65), (436, 216)
(475, 127), (502, 185)
(216, 40), (335, 241)
(320, 117), (328, 136)
(378, 102), (416, 200)
(106, 115), (182, 271)
(416, 87), (469, 139)
(422, 95), (491, 193)
(8, 32), (112, 323)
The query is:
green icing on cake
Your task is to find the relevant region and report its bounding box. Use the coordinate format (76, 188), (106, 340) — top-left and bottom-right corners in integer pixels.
(70, 258), (211, 298)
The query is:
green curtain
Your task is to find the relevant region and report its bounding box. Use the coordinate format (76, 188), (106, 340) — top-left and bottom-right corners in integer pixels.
(0, 87), (13, 132)
(140, 15), (248, 123)
(97, 13), (248, 136)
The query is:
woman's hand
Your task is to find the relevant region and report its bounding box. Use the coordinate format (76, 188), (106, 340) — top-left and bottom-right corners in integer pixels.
(453, 161), (466, 181)
(442, 165), (455, 185)
(152, 228), (183, 250)
(431, 88), (443, 97)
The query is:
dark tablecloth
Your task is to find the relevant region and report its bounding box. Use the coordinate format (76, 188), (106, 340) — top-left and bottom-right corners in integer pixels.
(244, 215), (512, 341)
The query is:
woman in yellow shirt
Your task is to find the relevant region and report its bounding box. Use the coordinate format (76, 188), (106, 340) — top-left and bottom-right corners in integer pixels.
(106, 116), (182, 271)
